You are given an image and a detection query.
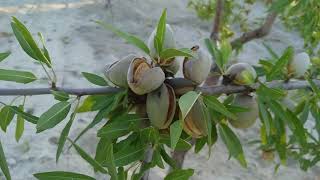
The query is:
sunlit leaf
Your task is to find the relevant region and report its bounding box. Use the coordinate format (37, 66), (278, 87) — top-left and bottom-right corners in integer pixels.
(0, 106), (15, 132)
(56, 110), (77, 162)
(219, 124), (247, 167)
(11, 17), (51, 67)
(51, 91), (69, 102)
(267, 46), (294, 81)
(155, 9), (167, 54)
(0, 69), (37, 84)
(111, 142), (146, 167)
(9, 106), (38, 124)
(34, 171), (95, 180)
(170, 120), (183, 150)
(179, 91), (200, 121)
(164, 169), (194, 180)
(159, 48), (193, 60)
(36, 101), (71, 133)
(203, 95), (236, 120)
(160, 135), (192, 151)
(96, 21), (150, 54)
(15, 105), (24, 142)
(82, 72), (108, 86)
(68, 139), (108, 174)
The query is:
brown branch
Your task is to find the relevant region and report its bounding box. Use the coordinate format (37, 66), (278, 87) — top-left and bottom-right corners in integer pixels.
(0, 79), (319, 96)
(210, 0), (224, 41)
(231, 11), (278, 48)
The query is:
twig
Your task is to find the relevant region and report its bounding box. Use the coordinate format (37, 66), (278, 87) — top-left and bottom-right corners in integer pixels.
(210, 0), (224, 41)
(0, 79), (319, 96)
(231, 11), (278, 48)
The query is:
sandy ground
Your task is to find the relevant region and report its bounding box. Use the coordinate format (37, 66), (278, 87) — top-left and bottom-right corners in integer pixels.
(0, 0), (318, 179)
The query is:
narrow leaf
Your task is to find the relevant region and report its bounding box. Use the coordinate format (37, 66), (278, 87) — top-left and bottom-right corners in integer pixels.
(0, 106), (15, 132)
(34, 171), (95, 180)
(0, 69), (37, 84)
(170, 120), (183, 150)
(155, 9), (167, 54)
(164, 169), (194, 180)
(82, 72), (108, 86)
(36, 101), (71, 133)
(178, 91), (200, 121)
(159, 48), (193, 60)
(204, 96), (237, 120)
(0, 140), (11, 180)
(96, 21), (150, 54)
(219, 124), (247, 167)
(9, 106), (38, 124)
(111, 143), (146, 167)
(11, 17), (51, 67)
(51, 91), (69, 102)
(56, 111), (77, 162)
(15, 105), (24, 142)
(68, 139), (108, 174)
(0, 51), (10, 62)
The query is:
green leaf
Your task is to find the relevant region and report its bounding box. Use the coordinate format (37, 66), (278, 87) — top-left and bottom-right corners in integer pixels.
(0, 51), (11, 62)
(68, 139), (108, 174)
(307, 77), (320, 98)
(95, 140), (118, 179)
(258, 99), (272, 135)
(262, 42), (279, 59)
(36, 101), (71, 133)
(34, 171), (95, 180)
(218, 124), (247, 167)
(154, 9), (167, 54)
(204, 38), (222, 70)
(195, 138), (206, 153)
(170, 120), (183, 150)
(51, 91), (70, 102)
(285, 110), (307, 147)
(97, 114), (141, 139)
(11, 17), (51, 67)
(203, 96), (237, 120)
(82, 72), (108, 86)
(0, 106), (15, 132)
(96, 21), (150, 54)
(74, 105), (113, 142)
(77, 95), (113, 113)
(178, 91), (200, 121)
(152, 148), (164, 169)
(111, 142), (146, 167)
(267, 46), (294, 81)
(160, 135), (192, 151)
(220, 39), (232, 66)
(56, 111), (77, 162)
(9, 106), (38, 124)
(37, 32), (51, 63)
(0, 140), (11, 180)
(159, 48), (193, 60)
(160, 148), (177, 169)
(15, 105), (24, 142)
(164, 169), (194, 180)
(0, 69), (37, 84)
(117, 167), (126, 180)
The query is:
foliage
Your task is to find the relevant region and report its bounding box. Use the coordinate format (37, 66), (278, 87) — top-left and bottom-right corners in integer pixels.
(189, 0), (320, 54)
(0, 5), (319, 180)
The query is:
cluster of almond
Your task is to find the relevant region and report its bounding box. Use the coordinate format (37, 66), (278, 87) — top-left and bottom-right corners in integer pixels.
(104, 23), (312, 138)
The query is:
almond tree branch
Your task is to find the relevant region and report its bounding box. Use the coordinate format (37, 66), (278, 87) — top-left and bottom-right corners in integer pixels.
(0, 78), (319, 96)
(210, 0), (224, 41)
(230, 11), (278, 48)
